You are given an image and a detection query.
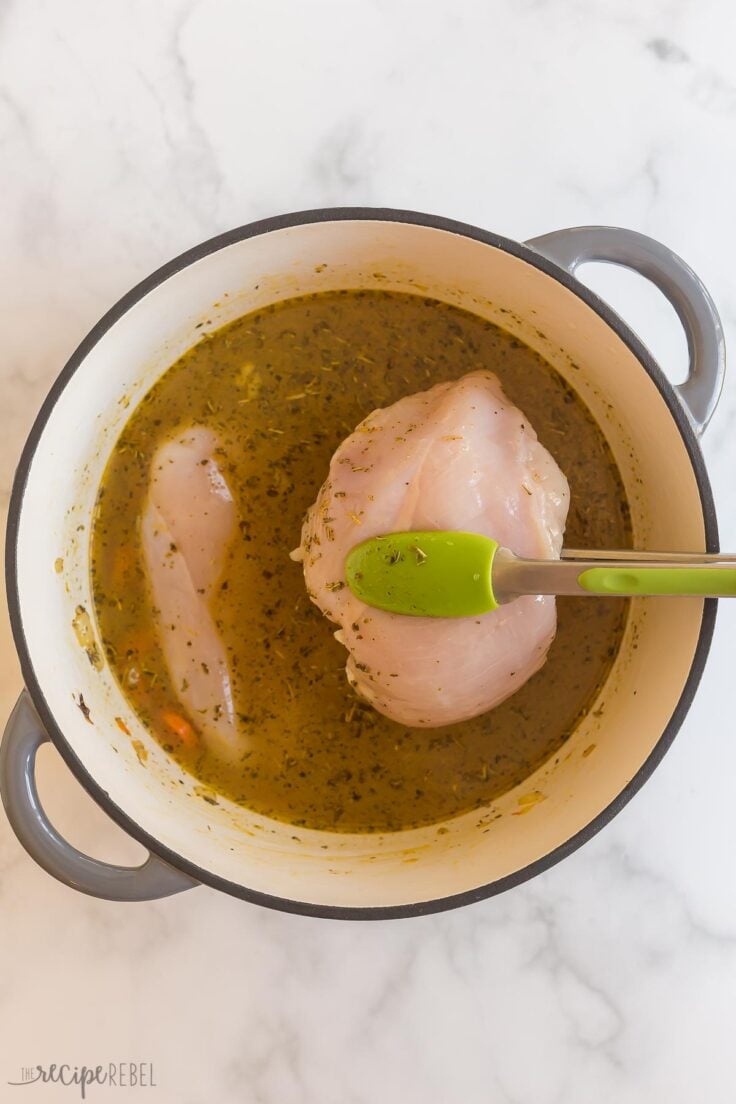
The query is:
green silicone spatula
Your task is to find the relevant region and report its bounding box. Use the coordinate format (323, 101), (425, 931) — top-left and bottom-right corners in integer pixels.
(345, 531), (736, 618)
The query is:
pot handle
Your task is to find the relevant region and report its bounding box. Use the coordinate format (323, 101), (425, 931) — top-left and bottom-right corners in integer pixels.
(525, 226), (726, 435)
(0, 691), (198, 901)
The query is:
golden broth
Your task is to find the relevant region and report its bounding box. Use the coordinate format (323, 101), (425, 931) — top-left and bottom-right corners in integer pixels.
(91, 290), (630, 832)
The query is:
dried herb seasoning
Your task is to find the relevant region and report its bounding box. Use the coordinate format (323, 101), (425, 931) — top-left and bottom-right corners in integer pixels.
(91, 290), (630, 832)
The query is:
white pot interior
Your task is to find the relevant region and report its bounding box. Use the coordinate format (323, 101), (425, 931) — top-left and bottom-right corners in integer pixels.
(13, 219), (708, 909)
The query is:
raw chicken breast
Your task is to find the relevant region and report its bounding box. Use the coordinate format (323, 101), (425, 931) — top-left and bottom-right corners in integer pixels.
(295, 370), (570, 728)
(141, 426), (241, 757)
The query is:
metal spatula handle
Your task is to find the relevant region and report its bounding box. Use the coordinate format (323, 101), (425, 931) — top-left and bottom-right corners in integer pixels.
(494, 548), (736, 601)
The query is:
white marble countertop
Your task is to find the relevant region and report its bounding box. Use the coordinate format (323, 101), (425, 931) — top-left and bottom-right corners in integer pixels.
(3, 1), (736, 1101)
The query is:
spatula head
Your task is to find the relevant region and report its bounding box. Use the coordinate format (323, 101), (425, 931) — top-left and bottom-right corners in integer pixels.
(344, 531), (499, 617)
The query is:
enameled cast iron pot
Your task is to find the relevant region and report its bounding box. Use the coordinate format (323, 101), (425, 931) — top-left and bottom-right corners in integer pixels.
(1, 209), (726, 918)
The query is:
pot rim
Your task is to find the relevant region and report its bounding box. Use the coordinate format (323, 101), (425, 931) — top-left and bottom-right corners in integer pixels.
(4, 206), (719, 919)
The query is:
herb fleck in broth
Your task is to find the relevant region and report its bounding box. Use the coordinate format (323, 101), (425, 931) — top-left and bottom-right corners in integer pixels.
(91, 290), (631, 832)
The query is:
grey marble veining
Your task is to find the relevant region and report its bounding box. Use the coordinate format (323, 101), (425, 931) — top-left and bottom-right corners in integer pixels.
(2, 1), (736, 1101)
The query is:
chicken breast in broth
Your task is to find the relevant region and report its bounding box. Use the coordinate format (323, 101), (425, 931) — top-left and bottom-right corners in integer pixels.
(296, 370), (570, 727)
(92, 289), (629, 832)
(141, 427), (241, 759)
